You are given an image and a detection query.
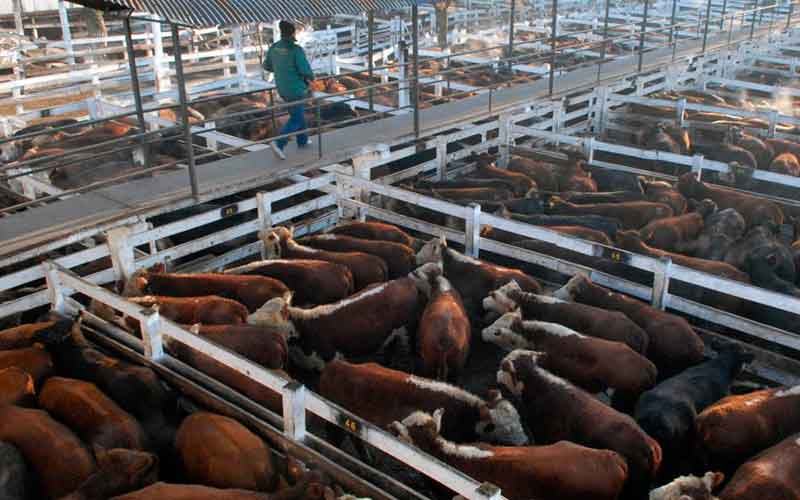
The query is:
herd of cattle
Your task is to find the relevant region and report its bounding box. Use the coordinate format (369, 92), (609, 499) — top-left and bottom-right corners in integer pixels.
(0, 219), (789, 499)
(387, 149), (799, 331)
(0, 317), (364, 500)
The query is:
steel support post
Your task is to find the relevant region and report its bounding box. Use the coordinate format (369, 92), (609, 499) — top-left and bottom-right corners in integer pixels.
(13, 0), (24, 36)
(549, 0), (558, 96)
(597, 0), (611, 82)
(508, 0), (517, 73)
(368, 11), (375, 113)
(171, 23), (200, 199)
(124, 15), (152, 170)
(720, 0), (728, 29)
(638, 0), (650, 73)
(58, 0), (75, 65)
(751, 0), (759, 38)
(702, 0), (713, 52)
(788, 0), (795, 29)
(412, 5), (421, 140)
(670, 0), (679, 60)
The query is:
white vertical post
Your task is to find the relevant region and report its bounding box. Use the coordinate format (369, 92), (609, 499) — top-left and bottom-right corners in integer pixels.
(594, 86), (608, 134)
(205, 121), (218, 150)
(436, 136), (448, 180)
(151, 20), (170, 95)
(676, 98), (687, 127)
(583, 137), (596, 164)
(43, 263), (67, 316)
(11, 51), (24, 116)
(498, 113), (512, 168)
(58, 0), (76, 66)
(692, 154), (705, 180)
(397, 41), (409, 109)
(651, 256), (672, 310)
(464, 203), (482, 258)
(140, 308), (165, 361)
(232, 25), (247, 88)
(13, 0), (24, 36)
(273, 20), (281, 43)
(282, 381), (307, 441)
(257, 192), (273, 230)
(106, 226), (136, 283)
(768, 109), (778, 137)
(552, 99), (564, 133)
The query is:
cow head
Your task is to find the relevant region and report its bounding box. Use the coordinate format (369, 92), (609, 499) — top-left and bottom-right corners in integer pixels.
(416, 235), (447, 266)
(475, 390), (528, 446)
(259, 229), (284, 258)
(497, 349), (547, 398)
(551, 273), (590, 301)
(696, 199), (718, 218)
(677, 172), (702, 197)
(648, 471), (724, 500)
(616, 230), (645, 251)
(247, 296), (298, 339)
(389, 409), (443, 448)
(724, 125), (744, 145)
(482, 280), (523, 316)
(122, 268), (150, 297)
(409, 262), (443, 297)
(482, 312), (529, 351)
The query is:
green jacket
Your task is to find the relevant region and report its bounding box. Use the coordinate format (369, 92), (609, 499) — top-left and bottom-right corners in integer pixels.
(264, 39), (314, 101)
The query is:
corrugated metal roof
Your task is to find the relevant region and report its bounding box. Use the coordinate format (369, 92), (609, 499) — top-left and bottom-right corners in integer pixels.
(66, 0), (416, 26)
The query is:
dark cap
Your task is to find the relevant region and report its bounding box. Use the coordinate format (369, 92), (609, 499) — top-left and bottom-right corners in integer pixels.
(279, 20), (296, 39)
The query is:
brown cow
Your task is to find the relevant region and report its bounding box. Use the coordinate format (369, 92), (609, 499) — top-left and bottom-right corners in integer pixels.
(543, 225), (613, 244)
(424, 186), (515, 202)
(390, 410), (628, 500)
(0, 346), (53, 384)
(768, 152), (800, 176)
(558, 161), (598, 193)
(417, 274), (470, 381)
(497, 350), (662, 485)
(416, 236), (542, 313)
(506, 156), (560, 192)
(123, 271), (290, 313)
(62, 448), (159, 500)
(318, 359), (528, 445)
(547, 197), (673, 229)
(183, 324), (288, 370)
(0, 405), (96, 499)
(226, 259), (353, 306)
(695, 386), (800, 470)
(39, 376), (149, 451)
(128, 295), (249, 325)
(111, 483), (270, 499)
(616, 230), (751, 284)
(298, 234), (416, 279)
(0, 319), (72, 350)
(176, 412), (276, 491)
(553, 273), (704, 374)
(643, 181), (688, 216)
(720, 433), (800, 500)
(483, 312), (656, 394)
(471, 156), (538, 196)
(649, 472), (725, 500)
(248, 268), (424, 370)
(677, 172), (784, 229)
(329, 221), (416, 247)
(260, 227), (387, 290)
(0, 367), (35, 406)
(639, 199), (716, 251)
(484, 281), (649, 354)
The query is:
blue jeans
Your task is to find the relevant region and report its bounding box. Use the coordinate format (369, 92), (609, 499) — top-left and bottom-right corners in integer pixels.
(276, 99), (308, 150)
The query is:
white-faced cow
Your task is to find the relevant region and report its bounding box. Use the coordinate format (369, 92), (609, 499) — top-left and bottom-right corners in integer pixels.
(416, 236), (542, 314)
(247, 265), (432, 370)
(719, 433), (800, 500)
(127, 295), (249, 325)
(298, 234), (416, 279)
(497, 350), (663, 487)
(484, 312), (656, 395)
(318, 359), (527, 445)
(649, 472), (725, 500)
(390, 409), (628, 500)
(123, 269), (290, 313)
(553, 273), (705, 375)
(328, 221), (417, 248)
(260, 227), (387, 290)
(225, 259), (353, 306)
(484, 281), (649, 354)
(415, 270), (471, 381)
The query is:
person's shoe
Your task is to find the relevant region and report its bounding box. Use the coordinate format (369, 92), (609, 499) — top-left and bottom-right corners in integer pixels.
(298, 139), (313, 149)
(271, 142), (286, 160)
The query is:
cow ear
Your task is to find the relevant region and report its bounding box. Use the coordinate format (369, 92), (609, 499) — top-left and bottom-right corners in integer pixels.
(487, 389), (502, 404)
(478, 404), (491, 421)
(432, 408), (444, 432)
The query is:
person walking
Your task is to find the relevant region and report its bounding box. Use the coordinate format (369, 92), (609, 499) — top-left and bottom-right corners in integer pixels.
(264, 21), (315, 160)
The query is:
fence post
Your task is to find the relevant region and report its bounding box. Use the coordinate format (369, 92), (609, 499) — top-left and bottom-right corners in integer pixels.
(594, 86), (608, 134)
(257, 191), (273, 230)
(498, 113), (513, 168)
(232, 25), (247, 89)
(282, 381), (307, 441)
(43, 262), (67, 316)
(692, 154), (705, 180)
(768, 109), (778, 137)
(676, 98), (687, 127)
(651, 256), (672, 310)
(582, 136), (596, 164)
(58, 0), (75, 66)
(11, 51), (24, 116)
(436, 135), (448, 180)
(106, 226), (136, 284)
(140, 307), (165, 361)
(464, 203), (482, 258)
